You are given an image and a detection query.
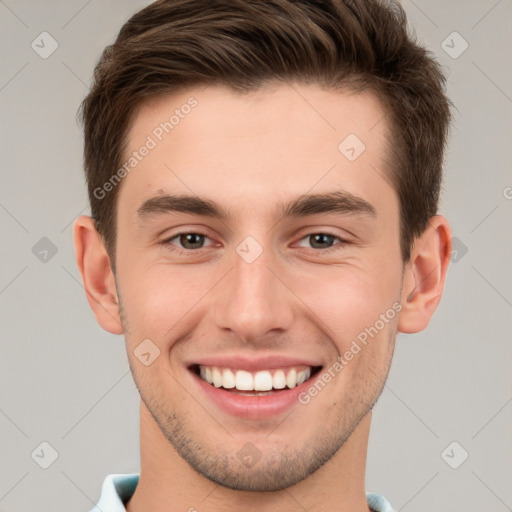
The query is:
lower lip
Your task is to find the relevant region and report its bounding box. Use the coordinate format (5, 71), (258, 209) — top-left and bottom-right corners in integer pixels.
(190, 369), (318, 420)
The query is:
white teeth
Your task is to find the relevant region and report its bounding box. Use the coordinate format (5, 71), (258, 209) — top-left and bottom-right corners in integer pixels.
(222, 368), (236, 389)
(235, 370), (253, 390)
(197, 365), (314, 391)
(296, 367), (311, 385)
(212, 367), (223, 388)
(272, 370), (286, 389)
(253, 370), (273, 391)
(286, 368), (297, 388)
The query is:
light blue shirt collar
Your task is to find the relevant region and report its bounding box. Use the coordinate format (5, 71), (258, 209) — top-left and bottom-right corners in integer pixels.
(89, 473), (395, 512)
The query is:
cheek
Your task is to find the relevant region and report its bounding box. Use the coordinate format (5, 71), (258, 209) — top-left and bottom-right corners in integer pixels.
(292, 262), (401, 344)
(118, 261), (215, 343)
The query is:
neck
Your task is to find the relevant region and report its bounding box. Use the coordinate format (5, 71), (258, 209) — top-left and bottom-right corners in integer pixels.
(126, 401), (372, 512)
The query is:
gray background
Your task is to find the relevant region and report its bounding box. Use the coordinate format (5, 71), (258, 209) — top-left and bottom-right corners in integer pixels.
(1, 0), (511, 511)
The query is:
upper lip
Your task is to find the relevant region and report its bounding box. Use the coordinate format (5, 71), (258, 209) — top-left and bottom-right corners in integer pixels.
(186, 354), (323, 372)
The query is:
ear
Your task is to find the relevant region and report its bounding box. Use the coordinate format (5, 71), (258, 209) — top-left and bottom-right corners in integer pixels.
(73, 215), (124, 335)
(398, 215), (452, 333)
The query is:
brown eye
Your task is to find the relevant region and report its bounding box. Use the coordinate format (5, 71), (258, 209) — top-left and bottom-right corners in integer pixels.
(296, 233), (345, 251)
(178, 233), (205, 249)
(308, 233), (336, 249)
(163, 231), (215, 252)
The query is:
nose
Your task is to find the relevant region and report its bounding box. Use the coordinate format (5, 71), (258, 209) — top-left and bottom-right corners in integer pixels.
(212, 243), (295, 344)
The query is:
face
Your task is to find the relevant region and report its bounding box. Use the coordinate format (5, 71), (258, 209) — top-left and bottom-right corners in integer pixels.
(114, 82), (403, 491)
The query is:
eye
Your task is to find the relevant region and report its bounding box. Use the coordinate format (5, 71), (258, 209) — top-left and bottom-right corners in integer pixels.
(161, 231), (347, 254)
(296, 233), (347, 251)
(163, 232), (215, 251)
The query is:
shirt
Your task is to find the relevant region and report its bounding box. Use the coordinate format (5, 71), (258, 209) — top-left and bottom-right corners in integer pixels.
(89, 473), (395, 512)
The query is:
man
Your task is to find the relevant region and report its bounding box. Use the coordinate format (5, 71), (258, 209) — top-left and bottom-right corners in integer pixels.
(74, 0), (452, 510)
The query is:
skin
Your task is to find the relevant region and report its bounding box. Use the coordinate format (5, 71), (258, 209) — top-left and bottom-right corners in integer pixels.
(74, 82), (452, 512)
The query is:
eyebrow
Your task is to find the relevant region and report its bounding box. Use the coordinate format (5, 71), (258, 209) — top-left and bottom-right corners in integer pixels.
(136, 190), (376, 223)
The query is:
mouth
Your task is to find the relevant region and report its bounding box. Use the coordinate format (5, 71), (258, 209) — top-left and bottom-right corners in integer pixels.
(185, 353), (325, 419)
(187, 361), (324, 419)
(190, 364), (323, 396)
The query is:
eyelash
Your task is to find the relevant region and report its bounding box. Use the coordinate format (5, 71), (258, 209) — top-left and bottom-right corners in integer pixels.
(161, 231), (348, 255)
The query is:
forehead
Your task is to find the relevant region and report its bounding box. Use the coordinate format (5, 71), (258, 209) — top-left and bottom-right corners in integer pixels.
(128, 81), (389, 148)
(118, 82), (394, 220)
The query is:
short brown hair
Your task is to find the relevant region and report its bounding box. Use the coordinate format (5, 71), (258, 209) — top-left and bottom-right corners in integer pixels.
(79, 0), (452, 264)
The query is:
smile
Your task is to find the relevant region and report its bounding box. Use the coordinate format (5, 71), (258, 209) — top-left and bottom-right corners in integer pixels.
(196, 365), (315, 393)
(188, 360), (323, 419)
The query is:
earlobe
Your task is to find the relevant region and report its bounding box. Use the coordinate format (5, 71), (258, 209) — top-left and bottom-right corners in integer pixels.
(398, 215), (452, 334)
(73, 215), (124, 335)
